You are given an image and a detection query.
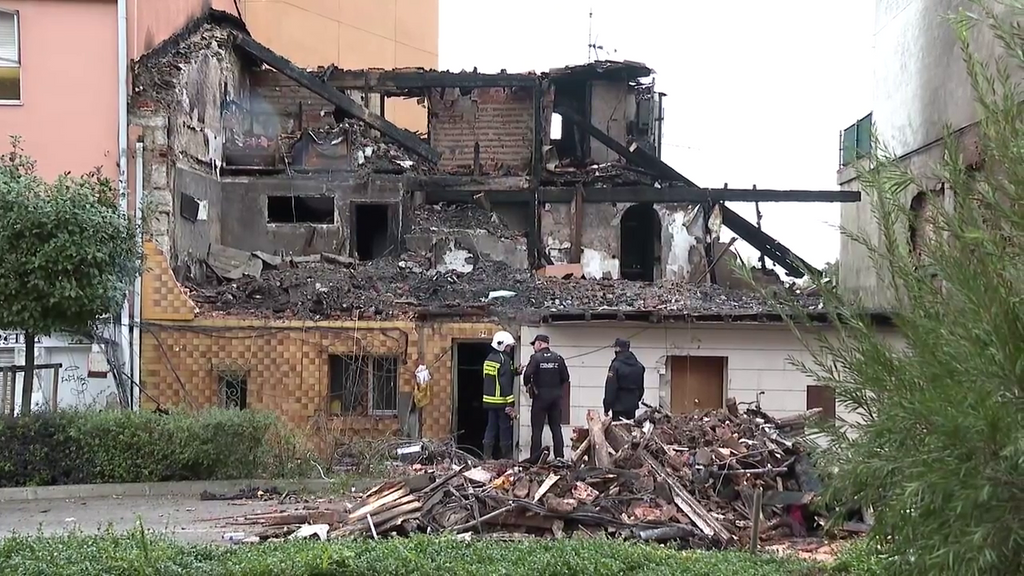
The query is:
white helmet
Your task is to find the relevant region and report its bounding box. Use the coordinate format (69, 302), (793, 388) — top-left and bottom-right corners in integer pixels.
(490, 330), (515, 351)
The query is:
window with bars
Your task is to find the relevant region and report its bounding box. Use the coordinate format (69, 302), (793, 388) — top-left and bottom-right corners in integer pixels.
(328, 355), (399, 417)
(0, 10), (20, 102)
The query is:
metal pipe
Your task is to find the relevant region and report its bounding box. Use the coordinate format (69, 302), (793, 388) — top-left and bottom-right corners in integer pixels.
(117, 0), (131, 407)
(132, 140), (143, 409)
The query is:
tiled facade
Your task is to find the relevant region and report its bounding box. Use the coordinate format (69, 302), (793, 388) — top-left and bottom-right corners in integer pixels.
(140, 241), (504, 439)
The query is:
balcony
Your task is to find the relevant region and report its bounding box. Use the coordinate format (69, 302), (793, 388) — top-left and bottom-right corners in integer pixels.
(840, 113), (872, 168)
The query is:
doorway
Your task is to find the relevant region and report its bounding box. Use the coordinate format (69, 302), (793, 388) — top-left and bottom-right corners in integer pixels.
(453, 341), (494, 457)
(620, 203), (661, 281)
(352, 203), (393, 261)
(670, 356), (726, 413)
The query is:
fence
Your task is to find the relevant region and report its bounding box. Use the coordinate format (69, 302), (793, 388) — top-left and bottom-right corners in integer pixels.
(0, 363), (63, 416)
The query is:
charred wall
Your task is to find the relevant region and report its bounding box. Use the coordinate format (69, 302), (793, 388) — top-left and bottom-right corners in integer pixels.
(428, 87), (535, 175)
(541, 202), (707, 281)
(219, 175), (405, 256)
(173, 167), (222, 276)
(247, 70), (383, 137)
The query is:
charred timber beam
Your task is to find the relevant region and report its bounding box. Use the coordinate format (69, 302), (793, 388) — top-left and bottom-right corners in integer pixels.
(555, 107), (671, 177)
(234, 34), (441, 165)
(326, 69), (539, 91)
(422, 187), (860, 204)
(720, 204), (817, 278)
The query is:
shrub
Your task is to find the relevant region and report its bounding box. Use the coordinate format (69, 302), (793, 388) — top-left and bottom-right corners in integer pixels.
(0, 408), (304, 487)
(771, 2), (1024, 574)
(0, 531), (828, 576)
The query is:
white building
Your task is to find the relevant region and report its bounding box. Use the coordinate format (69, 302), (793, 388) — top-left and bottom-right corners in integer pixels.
(0, 330), (119, 414)
(516, 317), (895, 458)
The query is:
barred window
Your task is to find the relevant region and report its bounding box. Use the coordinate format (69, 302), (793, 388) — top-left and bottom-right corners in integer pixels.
(328, 355), (398, 416)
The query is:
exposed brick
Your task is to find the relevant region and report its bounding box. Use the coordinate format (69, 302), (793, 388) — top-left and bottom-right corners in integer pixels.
(428, 87), (534, 175)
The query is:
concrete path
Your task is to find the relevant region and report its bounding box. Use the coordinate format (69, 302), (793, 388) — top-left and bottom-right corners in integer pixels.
(0, 495), (313, 544)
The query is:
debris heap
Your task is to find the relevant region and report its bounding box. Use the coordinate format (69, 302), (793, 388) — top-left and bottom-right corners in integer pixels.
(221, 403), (831, 549)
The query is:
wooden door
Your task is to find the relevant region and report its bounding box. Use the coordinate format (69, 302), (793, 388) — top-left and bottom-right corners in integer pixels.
(670, 356), (725, 414)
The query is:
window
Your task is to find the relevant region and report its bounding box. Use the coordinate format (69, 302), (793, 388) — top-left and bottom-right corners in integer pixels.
(0, 10), (20, 102)
(218, 374), (248, 410)
(266, 195), (334, 224)
(806, 384), (836, 421)
(328, 354), (399, 416)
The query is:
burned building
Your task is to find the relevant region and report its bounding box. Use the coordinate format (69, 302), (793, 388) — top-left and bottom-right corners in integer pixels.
(131, 10), (869, 456)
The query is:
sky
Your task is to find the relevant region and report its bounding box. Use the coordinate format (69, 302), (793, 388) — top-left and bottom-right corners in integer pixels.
(438, 1), (876, 272)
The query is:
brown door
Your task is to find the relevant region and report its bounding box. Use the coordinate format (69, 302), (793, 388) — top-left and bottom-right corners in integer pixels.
(670, 356), (725, 414)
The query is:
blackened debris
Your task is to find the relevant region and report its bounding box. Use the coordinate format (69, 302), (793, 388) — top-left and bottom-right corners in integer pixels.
(411, 203), (521, 240)
(186, 255), (823, 321)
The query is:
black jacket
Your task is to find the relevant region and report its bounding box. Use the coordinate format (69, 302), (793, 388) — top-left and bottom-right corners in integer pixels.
(482, 350), (515, 407)
(603, 351), (645, 413)
(523, 348), (570, 396)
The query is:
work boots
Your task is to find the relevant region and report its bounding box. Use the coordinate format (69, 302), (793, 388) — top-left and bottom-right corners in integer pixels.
(482, 442), (495, 460)
(501, 443), (513, 461)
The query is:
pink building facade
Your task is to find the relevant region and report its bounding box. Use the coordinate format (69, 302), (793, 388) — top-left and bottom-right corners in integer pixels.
(0, 0), (231, 181)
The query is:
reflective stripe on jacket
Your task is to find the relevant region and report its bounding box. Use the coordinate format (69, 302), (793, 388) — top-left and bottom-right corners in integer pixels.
(482, 350), (515, 406)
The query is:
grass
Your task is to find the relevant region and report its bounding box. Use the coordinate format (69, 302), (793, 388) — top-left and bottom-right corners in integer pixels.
(0, 528), (887, 576)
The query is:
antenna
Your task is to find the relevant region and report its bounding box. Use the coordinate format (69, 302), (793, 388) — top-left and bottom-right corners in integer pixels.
(587, 9), (618, 63)
(587, 8), (593, 63)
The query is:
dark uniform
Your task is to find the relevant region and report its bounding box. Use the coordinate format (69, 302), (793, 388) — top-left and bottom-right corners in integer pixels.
(603, 338), (645, 420)
(523, 338), (570, 459)
(481, 348), (515, 459)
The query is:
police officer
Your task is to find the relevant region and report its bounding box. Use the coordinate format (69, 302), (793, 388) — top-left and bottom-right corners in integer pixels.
(482, 330), (517, 460)
(523, 334), (570, 460)
(603, 338), (645, 421)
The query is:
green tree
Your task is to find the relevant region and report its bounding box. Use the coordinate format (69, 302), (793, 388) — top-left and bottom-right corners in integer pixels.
(772, 2), (1024, 573)
(0, 137), (142, 414)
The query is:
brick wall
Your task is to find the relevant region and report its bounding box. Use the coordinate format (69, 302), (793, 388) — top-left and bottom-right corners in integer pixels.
(248, 70), (381, 135)
(428, 87), (535, 175)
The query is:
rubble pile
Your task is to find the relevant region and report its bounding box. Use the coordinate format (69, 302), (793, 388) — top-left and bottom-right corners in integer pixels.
(187, 252), (822, 319)
(411, 203), (521, 240)
(217, 404), (844, 548)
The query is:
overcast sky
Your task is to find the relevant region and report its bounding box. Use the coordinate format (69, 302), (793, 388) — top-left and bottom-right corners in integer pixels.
(439, 1), (876, 272)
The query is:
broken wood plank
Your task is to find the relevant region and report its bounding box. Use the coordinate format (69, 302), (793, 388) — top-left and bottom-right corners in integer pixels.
(571, 436), (592, 465)
(586, 410), (613, 468)
(346, 487), (411, 521)
(234, 34), (441, 164)
(533, 473), (561, 503)
(641, 451), (733, 545)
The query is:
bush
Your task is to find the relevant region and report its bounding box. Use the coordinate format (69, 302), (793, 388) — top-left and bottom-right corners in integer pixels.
(0, 531), (829, 576)
(771, 2), (1024, 574)
(0, 408), (303, 487)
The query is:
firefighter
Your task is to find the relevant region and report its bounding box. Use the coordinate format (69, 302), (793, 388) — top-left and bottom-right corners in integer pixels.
(482, 330), (517, 460)
(603, 338), (646, 421)
(523, 334), (570, 460)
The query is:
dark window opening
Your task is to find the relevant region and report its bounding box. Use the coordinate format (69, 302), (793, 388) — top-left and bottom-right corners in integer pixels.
(353, 203), (392, 261)
(806, 384), (836, 422)
(328, 354), (399, 416)
(619, 203), (661, 281)
(267, 195), (334, 224)
(218, 375), (248, 410)
(551, 79), (589, 163)
(454, 341), (496, 457)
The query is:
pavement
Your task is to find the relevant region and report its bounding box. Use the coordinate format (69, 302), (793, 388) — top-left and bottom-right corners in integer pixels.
(0, 495), (308, 544)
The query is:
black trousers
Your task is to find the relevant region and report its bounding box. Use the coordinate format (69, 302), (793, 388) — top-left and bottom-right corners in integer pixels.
(530, 392), (565, 458)
(611, 408), (636, 421)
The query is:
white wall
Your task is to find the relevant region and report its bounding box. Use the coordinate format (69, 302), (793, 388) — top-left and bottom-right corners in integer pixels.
(517, 322), (879, 458)
(0, 332), (118, 414)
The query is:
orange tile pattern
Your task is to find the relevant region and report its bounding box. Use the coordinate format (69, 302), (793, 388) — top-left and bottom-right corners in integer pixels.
(141, 317), (507, 439)
(418, 321), (504, 439)
(139, 236), (510, 439)
(141, 241), (196, 321)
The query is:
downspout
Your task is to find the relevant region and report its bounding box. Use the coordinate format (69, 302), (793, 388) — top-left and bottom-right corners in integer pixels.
(132, 140), (143, 410)
(117, 0), (132, 407)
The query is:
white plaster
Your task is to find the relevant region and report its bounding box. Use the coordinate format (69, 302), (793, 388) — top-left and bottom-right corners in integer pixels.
(581, 248), (619, 279)
(437, 240), (474, 273)
(661, 207), (700, 280)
